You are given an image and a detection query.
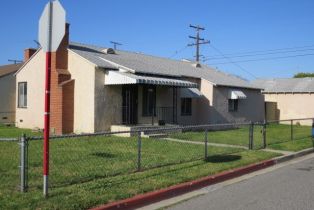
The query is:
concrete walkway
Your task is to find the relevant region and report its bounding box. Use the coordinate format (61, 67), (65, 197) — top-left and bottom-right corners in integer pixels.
(261, 148), (294, 155)
(164, 138), (248, 149)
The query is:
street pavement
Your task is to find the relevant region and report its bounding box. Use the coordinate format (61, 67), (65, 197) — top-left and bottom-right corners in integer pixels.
(168, 155), (314, 210)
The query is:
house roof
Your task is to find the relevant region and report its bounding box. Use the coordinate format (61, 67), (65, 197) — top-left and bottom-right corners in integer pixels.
(69, 42), (261, 90)
(252, 78), (314, 93)
(0, 63), (23, 78)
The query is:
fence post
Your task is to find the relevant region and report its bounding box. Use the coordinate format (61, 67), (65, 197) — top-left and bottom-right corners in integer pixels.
(263, 120), (267, 149)
(204, 129), (208, 160)
(291, 120), (294, 141)
(20, 134), (28, 192)
(311, 119), (314, 148)
(312, 119), (314, 138)
(249, 122), (254, 150)
(137, 131), (142, 171)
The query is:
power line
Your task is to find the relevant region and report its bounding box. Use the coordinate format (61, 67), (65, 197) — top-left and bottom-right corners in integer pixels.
(209, 44), (257, 79)
(206, 52), (314, 65)
(168, 45), (189, 58)
(203, 48), (314, 61)
(204, 44), (314, 60)
(187, 24), (210, 62)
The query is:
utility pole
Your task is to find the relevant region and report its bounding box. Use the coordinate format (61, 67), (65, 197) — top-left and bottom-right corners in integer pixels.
(188, 24), (210, 63)
(110, 41), (122, 50)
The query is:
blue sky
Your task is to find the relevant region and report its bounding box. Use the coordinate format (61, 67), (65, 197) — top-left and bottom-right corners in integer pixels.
(0, 0), (313, 80)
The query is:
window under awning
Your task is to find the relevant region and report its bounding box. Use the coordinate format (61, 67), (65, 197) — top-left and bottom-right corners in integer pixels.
(180, 88), (202, 98)
(104, 71), (198, 88)
(229, 90), (247, 99)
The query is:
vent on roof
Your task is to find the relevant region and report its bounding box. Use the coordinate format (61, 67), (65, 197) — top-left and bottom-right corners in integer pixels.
(102, 48), (115, 54)
(192, 63), (201, 68)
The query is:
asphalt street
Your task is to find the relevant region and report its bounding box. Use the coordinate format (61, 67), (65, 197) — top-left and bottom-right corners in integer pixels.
(168, 156), (314, 210)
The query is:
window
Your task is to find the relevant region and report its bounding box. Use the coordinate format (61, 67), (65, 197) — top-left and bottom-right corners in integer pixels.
(142, 86), (156, 116)
(18, 82), (27, 108)
(228, 99), (238, 112)
(181, 98), (192, 116)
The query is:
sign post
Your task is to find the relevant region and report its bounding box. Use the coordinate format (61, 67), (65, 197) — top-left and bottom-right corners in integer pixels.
(38, 0), (65, 197)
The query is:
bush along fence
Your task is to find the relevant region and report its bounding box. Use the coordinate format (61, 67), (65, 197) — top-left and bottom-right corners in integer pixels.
(0, 117), (313, 194)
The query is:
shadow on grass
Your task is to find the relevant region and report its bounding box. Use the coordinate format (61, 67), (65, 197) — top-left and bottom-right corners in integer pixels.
(205, 154), (241, 163)
(91, 152), (116, 158)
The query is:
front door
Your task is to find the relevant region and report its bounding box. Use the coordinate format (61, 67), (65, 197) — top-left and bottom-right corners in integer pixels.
(122, 85), (138, 124)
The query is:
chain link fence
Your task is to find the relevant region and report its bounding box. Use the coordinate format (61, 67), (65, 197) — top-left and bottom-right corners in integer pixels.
(1, 117), (313, 194)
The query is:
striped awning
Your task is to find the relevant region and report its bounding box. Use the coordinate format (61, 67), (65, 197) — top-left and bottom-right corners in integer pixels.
(104, 71), (198, 88)
(228, 90), (247, 99)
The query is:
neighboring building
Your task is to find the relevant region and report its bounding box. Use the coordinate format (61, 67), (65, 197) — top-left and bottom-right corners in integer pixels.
(15, 24), (264, 134)
(253, 78), (314, 125)
(0, 63), (23, 124)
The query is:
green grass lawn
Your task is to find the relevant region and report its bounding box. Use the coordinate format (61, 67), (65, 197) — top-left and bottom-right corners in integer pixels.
(170, 124), (313, 151)
(0, 124), (42, 138)
(0, 134), (280, 210)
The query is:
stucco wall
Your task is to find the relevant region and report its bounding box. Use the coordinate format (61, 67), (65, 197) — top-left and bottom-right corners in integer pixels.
(68, 50), (96, 133)
(196, 79), (214, 124)
(16, 50), (45, 129)
(210, 86), (265, 124)
(94, 69), (122, 131)
(264, 93), (314, 125)
(0, 73), (16, 123)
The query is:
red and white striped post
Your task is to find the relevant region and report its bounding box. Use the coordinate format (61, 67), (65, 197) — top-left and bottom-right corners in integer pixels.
(43, 51), (51, 196)
(39, 0), (66, 197)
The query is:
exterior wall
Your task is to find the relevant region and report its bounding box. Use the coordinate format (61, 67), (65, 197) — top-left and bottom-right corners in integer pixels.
(210, 86), (265, 124)
(264, 93), (314, 125)
(68, 50), (96, 133)
(16, 24), (74, 134)
(61, 79), (75, 133)
(0, 73), (16, 123)
(94, 69), (122, 131)
(196, 79), (214, 124)
(16, 50), (45, 129)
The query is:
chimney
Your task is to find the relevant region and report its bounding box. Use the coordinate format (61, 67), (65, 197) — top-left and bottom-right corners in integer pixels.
(50, 23), (75, 135)
(24, 48), (37, 61)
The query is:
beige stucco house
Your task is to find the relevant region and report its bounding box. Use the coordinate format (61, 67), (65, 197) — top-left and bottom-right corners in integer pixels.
(253, 78), (314, 125)
(15, 24), (264, 134)
(0, 63), (23, 124)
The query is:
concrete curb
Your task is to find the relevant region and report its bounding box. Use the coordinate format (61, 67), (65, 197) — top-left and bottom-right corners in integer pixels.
(274, 148), (314, 164)
(90, 148), (314, 210)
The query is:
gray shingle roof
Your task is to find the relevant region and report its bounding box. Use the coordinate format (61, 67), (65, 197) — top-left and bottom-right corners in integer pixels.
(69, 42), (261, 90)
(252, 78), (314, 93)
(0, 63), (23, 78)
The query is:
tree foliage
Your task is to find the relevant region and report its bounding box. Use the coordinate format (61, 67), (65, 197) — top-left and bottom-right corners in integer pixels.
(293, 72), (314, 78)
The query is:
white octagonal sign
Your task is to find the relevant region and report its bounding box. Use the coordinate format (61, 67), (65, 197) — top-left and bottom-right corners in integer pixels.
(39, 0), (66, 52)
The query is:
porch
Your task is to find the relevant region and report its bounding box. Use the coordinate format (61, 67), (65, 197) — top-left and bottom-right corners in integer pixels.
(104, 71), (202, 134)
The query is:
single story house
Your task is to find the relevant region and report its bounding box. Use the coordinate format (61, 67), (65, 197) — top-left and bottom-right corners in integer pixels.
(0, 63), (23, 124)
(253, 78), (314, 125)
(15, 24), (264, 134)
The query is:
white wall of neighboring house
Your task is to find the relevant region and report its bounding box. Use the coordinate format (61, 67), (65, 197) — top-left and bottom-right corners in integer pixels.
(0, 73), (16, 123)
(15, 50), (45, 129)
(264, 93), (314, 125)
